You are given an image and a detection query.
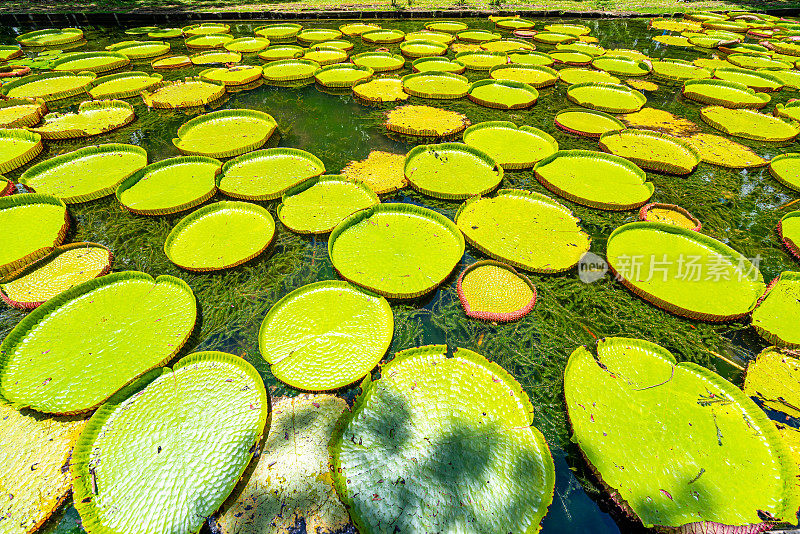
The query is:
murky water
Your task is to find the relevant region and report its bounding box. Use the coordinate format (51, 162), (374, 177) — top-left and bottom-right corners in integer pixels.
(0, 16), (797, 534)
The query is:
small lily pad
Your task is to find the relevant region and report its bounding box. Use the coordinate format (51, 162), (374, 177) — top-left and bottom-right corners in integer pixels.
(384, 104), (470, 138)
(457, 260), (536, 322)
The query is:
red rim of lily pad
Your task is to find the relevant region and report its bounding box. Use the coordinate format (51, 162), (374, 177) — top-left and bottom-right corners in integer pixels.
(638, 202), (702, 232)
(456, 259), (537, 322)
(0, 179), (12, 197)
(513, 29), (537, 39)
(0, 65), (31, 78)
(778, 213), (800, 261)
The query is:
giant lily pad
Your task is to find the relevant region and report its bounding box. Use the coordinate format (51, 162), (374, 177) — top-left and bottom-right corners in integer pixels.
(215, 394), (350, 534)
(352, 51), (405, 72)
(566, 82), (646, 113)
(455, 189), (591, 273)
(591, 55), (652, 76)
(341, 151), (407, 195)
(457, 29), (502, 43)
(72, 351), (268, 534)
(328, 204), (464, 298)
(508, 50), (554, 66)
(185, 33), (234, 50)
(225, 37), (270, 53)
(255, 23), (302, 41)
(467, 79), (538, 109)
(199, 65), (263, 86)
(405, 143), (502, 200)
(682, 79), (771, 109)
(714, 66), (784, 91)
(332, 345), (555, 534)
(457, 260), (537, 322)
(28, 99), (135, 140)
(258, 281), (392, 389)
(462, 121), (557, 170)
(685, 133), (767, 168)
(258, 44), (304, 62)
(117, 156), (221, 215)
(151, 55), (191, 69)
(770, 153), (800, 191)
(0, 193), (68, 276)
(172, 109), (276, 159)
(164, 201), (275, 271)
(384, 104), (470, 138)
(535, 31), (578, 45)
(489, 64), (557, 88)
(744, 348), (800, 418)
(16, 28), (83, 47)
(341, 22), (381, 36)
(277, 176), (379, 234)
(89, 71), (163, 99)
(775, 100), (800, 122)
(297, 28), (343, 44)
(262, 59), (319, 82)
(728, 53), (792, 70)
(0, 271), (196, 413)
(1, 71), (96, 101)
(454, 50), (507, 71)
(107, 40), (170, 59)
(700, 106), (800, 141)
(606, 222), (765, 320)
(770, 68), (800, 89)
(0, 402), (88, 534)
(20, 143), (147, 203)
(779, 211), (800, 260)
(219, 148), (325, 201)
(618, 107), (700, 136)
(402, 72), (470, 99)
(650, 58), (711, 83)
(302, 46), (347, 66)
(426, 21), (468, 33)
(554, 108), (624, 137)
(0, 242), (112, 309)
(314, 64), (372, 88)
(353, 78), (408, 104)
(534, 150), (653, 210)
(751, 272), (800, 347)
(0, 129), (42, 173)
(0, 98), (47, 129)
(50, 51), (130, 73)
(362, 29), (405, 44)
(183, 22), (231, 36)
(557, 67), (619, 86)
(0, 45), (23, 62)
(599, 129), (701, 175)
(141, 78), (225, 108)
(565, 337), (800, 532)
(400, 39), (448, 58)
(549, 50), (593, 66)
(190, 50), (242, 65)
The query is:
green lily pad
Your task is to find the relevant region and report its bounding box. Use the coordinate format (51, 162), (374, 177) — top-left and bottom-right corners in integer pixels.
(28, 99), (135, 140)
(49, 51), (129, 73)
(353, 78), (408, 104)
(151, 55), (191, 69)
(141, 78), (225, 109)
(0, 45), (23, 62)
(700, 106), (800, 141)
(258, 44), (304, 62)
(779, 210), (800, 260)
(455, 189), (591, 273)
(682, 79), (771, 108)
(481, 38), (532, 53)
(106, 40), (170, 59)
(0, 128), (42, 173)
(314, 64), (372, 88)
(72, 351), (268, 534)
(401, 71), (470, 99)
(224, 37), (270, 53)
(462, 121), (557, 170)
(400, 39), (448, 58)
(566, 82), (646, 113)
(16, 28), (83, 47)
(467, 79), (538, 109)
(456, 29), (501, 43)
(770, 68), (800, 89)
(549, 50), (593, 65)
(302, 46), (348, 66)
(545, 22), (591, 35)
(751, 272), (800, 347)
(650, 58), (711, 83)
(606, 222), (765, 320)
(599, 129), (701, 175)
(258, 281), (392, 389)
(199, 65), (263, 86)
(89, 71), (163, 99)
(255, 23), (302, 41)
(565, 337), (800, 531)
(185, 33), (234, 50)
(557, 67), (620, 85)
(1, 71), (96, 101)
(219, 148), (325, 201)
(331, 345), (555, 534)
(714, 67), (784, 91)
(454, 50), (507, 71)
(554, 107), (625, 137)
(652, 34), (692, 47)
(361, 29), (405, 44)
(328, 204), (464, 298)
(20, 143), (147, 203)
(508, 50), (554, 66)
(410, 57), (464, 75)
(182, 22), (231, 36)
(770, 152), (800, 191)
(534, 150), (653, 210)
(0, 271), (196, 413)
(262, 59), (319, 82)
(0, 193), (68, 276)
(297, 28), (343, 44)
(591, 55), (652, 76)
(405, 143), (502, 200)
(534, 31), (578, 45)
(426, 20), (468, 33)
(147, 28), (183, 39)
(352, 51), (405, 72)
(489, 63), (557, 87)
(340, 22), (381, 36)
(495, 17), (536, 30)
(117, 156), (221, 215)
(557, 42), (605, 56)
(124, 26), (159, 35)
(728, 53), (793, 69)
(172, 109), (277, 159)
(190, 50), (242, 65)
(277, 175), (379, 234)
(164, 201), (275, 271)
(744, 347), (800, 418)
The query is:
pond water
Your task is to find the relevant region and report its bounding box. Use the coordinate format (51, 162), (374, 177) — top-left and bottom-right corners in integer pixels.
(0, 15), (797, 534)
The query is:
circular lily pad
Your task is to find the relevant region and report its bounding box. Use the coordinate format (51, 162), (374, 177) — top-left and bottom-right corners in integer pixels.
(225, 37), (270, 53)
(199, 65), (263, 86)
(384, 104), (470, 138)
(0, 193), (68, 276)
(0, 129), (42, 173)
(700, 106), (800, 141)
(462, 121), (557, 169)
(565, 337), (799, 532)
(534, 150), (653, 210)
(262, 58), (319, 82)
(141, 78), (225, 108)
(557, 42), (605, 56)
(164, 201), (276, 271)
(714, 67), (784, 91)
(649, 59), (710, 85)
(776, 101), (800, 123)
(277, 175), (378, 234)
(310, 40), (353, 52)
(752, 272), (800, 347)
(332, 345), (555, 534)
(353, 78), (408, 104)
(457, 29), (502, 43)
(0, 242), (112, 309)
(779, 211), (800, 260)
(0, 97), (47, 129)
(302, 46), (348, 66)
(454, 50), (507, 71)
(554, 108), (625, 137)
(297, 28), (343, 45)
(591, 55), (651, 77)
(684, 132), (767, 169)
(401, 72), (470, 99)
(400, 39), (448, 58)
(340, 22), (381, 36)
(361, 29), (405, 44)
(639, 202), (701, 230)
(341, 151), (407, 195)
(467, 79), (538, 109)
(607, 222), (765, 320)
(117, 156), (221, 215)
(72, 351), (267, 534)
(566, 82), (646, 113)
(106, 40), (170, 59)
(455, 189), (591, 272)
(619, 107), (700, 136)
(1, 71), (95, 101)
(190, 50), (242, 65)
(352, 51), (405, 72)
(315, 63), (372, 88)
(728, 53), (792, 69)
(405, 143), (502, 200)
(770, 153), (800, 191)
(172, 109), (277, 158)
(411, 57), (465, 74)
(457, 260), (536, 322)
(258, 44), (304, 62)
(489, 63), (557, 87)
(682, 79), (770, 109)
(89, 71), (163, 99)
(255, 23), (302, 41)
(534, 31), (578, 45)
(495, 17), (536, 30)
(328, 203), (464, 298)
(744, 347), (800, 421)
(148, 28), (182, 39)
(183, 22), (230, 36)
(599, 129), (701, 175)
(16, 28), (83, 47)
(29, 99), (135, 140)
(49, 51), (129, 73)
(550, 51), (594, 66)
(508, 50), (554, 66)
(426, 21), (468, 33)
(545, 22), (591, 35)
(151, 55), (191, 69)
(185, 33), (234, 50)
(0, 45), (23, 62)
(652, 34), (692, 47)
(219, 148), (325, 201)
(258, 280), (392, 390)
(482, 39), (533, 53)
(0, 271), (197, 413)
(20, 143), (147, 203)
(557, 67), (619, 86)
